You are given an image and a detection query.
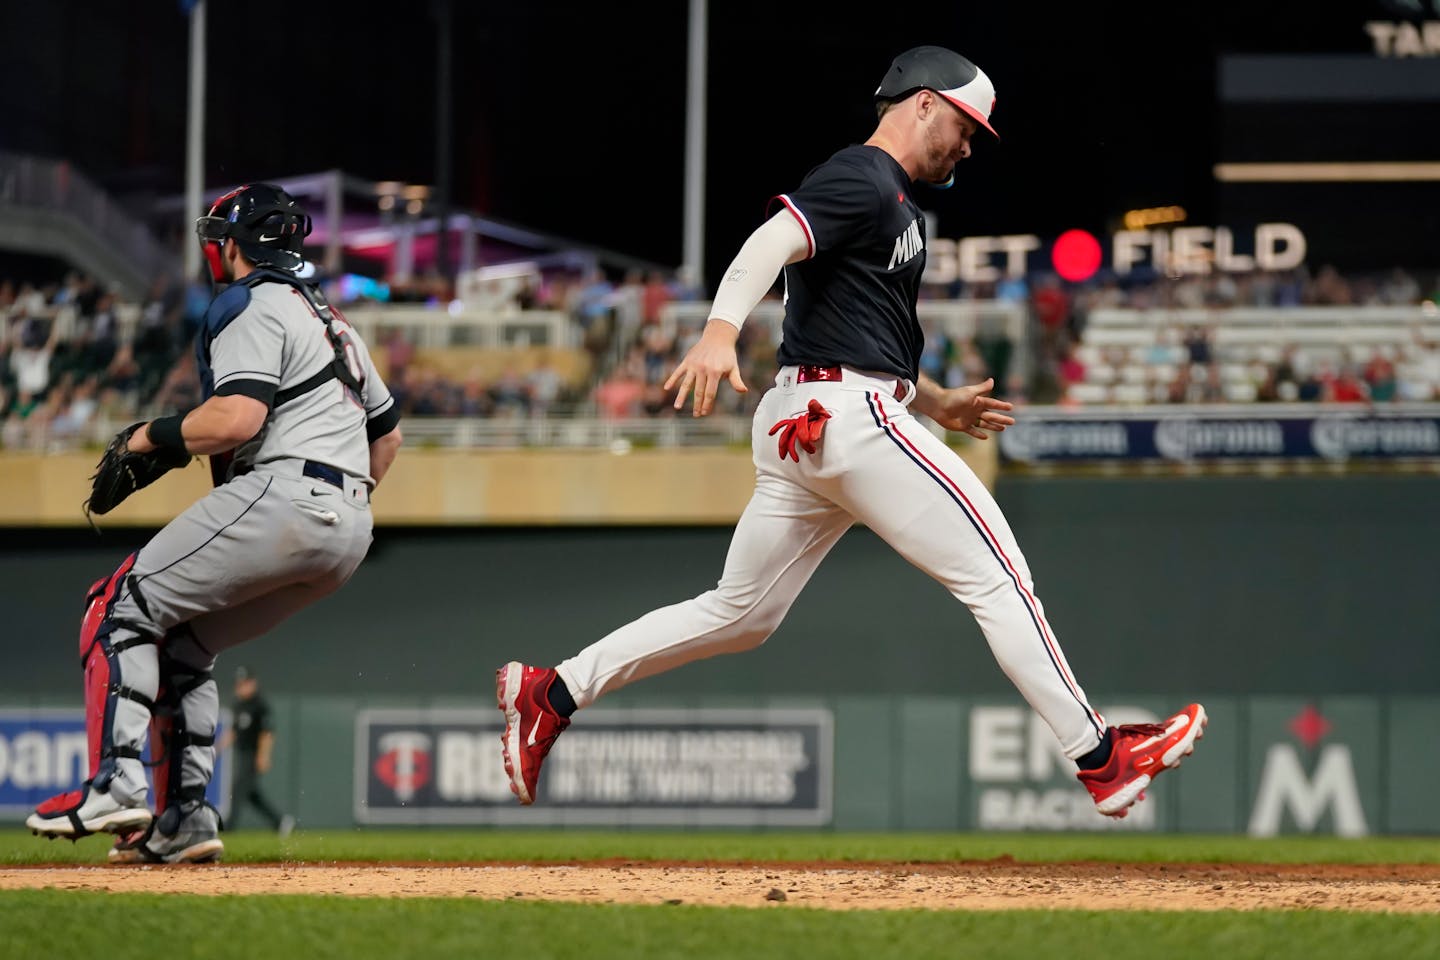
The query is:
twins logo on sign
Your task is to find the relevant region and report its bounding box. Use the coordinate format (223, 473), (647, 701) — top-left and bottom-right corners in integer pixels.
(373, 732), (432, 803)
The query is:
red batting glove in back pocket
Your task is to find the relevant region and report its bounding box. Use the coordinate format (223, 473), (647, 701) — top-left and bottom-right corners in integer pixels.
(768, 399), (833, 462)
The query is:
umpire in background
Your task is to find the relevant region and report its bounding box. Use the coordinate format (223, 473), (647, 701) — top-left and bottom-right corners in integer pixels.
(221, 666), (295, 836)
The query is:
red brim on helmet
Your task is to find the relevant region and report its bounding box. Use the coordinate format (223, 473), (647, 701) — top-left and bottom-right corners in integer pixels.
(930, 58), (999, 139)
(937, 85), (998, 139)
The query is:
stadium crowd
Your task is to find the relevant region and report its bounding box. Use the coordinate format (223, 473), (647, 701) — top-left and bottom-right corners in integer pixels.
(4, 262), (1439, 450)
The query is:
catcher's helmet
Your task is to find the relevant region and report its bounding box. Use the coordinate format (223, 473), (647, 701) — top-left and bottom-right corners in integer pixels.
(195, 183), (312, 281)
(874, 46), (998, 139)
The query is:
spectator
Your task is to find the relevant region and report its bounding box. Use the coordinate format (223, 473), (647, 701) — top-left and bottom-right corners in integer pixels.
(105, 341), (141, 397)
(515, 277), (539, 311)
(150, 351), (201, 415)
(575, 267), (615, 330)
(1297, 364), (1327, 402)
(1183, 325), (1213, 366)
(1056, 337), (1086, 390)
(593, 358), (645, 419)
(79, 291), (122, 373)
(642, 270), (674, 327)
(9, 310), (60, 400)
(526, 352), (563, 417)
(1381, 268), (1420, 305)
(14, 282), (47, 316)
(1364, 354), (1398, 402)
(490, 362), (529, 417)
(945, 338), (989, 390)
(1197, 363), (1224, 403)
(50, 373), (100, 440)
(1399, 329), (1440, 400)
(1031, 273), (1070, 355)
(1165, 365), (1191, 405)
(640, 324), (676, 385)
(383, 328), (415, 384)
(1255, 366), (1282, 403)
(458, 371), (493, 417)
(1328, 364), (1369, 403)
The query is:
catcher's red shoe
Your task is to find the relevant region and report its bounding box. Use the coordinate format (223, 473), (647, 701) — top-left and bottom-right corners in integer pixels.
(1078, 703), (1207, 817)
(496, 661), (570, 805)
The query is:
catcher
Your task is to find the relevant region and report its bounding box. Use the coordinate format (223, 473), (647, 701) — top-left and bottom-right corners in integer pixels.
(26, 184), (402, 863)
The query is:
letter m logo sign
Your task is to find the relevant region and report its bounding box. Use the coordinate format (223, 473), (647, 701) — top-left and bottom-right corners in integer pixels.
(1247, 744), (1368, 837)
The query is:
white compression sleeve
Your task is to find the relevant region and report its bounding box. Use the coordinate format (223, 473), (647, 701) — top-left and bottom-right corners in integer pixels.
(707, 211), (812, 330)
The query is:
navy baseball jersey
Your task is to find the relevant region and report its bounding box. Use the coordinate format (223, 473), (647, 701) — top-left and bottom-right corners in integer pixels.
(772, 145), (926, 381)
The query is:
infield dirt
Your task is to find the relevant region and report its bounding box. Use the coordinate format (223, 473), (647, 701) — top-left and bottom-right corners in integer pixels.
(3, 859), (1438, 912)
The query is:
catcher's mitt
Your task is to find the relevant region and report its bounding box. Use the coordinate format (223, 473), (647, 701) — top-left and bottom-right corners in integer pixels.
(85, 422), (191, 518)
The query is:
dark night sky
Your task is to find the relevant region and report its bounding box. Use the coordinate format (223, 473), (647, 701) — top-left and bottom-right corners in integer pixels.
(0, 1), (1402, 284)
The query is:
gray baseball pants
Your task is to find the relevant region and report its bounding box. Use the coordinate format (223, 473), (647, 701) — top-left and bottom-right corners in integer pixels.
(93, 460), (372, 806)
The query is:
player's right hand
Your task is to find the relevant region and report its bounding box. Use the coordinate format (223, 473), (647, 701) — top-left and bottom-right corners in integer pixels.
(665, 319), (749, 417)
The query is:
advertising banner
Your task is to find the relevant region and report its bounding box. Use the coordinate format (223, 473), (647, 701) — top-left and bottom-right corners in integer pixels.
(0, 709), (227, 816)
(356, 708), (833, 827)
(999, 409), (1440, 463)
(967, 702), (1175, 832)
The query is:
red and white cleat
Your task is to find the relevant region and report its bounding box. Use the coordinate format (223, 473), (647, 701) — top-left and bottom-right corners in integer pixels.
(1078, 703), (1208, 818)
(495, 661), (571, 805)
(26, 783), (152, 839)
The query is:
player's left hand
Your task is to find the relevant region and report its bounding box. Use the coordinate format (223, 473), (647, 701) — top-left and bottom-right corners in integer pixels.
(85, 422), (191, 519)
(927, 377), (1015, 440)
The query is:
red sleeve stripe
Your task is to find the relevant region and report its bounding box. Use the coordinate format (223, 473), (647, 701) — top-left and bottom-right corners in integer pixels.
(774, 194), (816, 259)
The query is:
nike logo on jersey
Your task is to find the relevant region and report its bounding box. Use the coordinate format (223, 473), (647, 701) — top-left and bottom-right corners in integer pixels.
(887, 217), (924, 270)
(527, 715), (544, 746)
(310, 489), (332, 497)
(258, 233), (282, 243)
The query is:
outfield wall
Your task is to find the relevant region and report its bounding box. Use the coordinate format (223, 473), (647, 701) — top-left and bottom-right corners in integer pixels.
(2, 474), (1436, 835)
(0, 695), (1434, 835)
(2, 475), (1437, 699)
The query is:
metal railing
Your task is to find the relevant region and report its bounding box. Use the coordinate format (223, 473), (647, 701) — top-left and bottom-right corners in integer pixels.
(659, 298), (1028, 344)
(0, 151), (176, 289)
(340, 304), (578, 350)
(25, 413), (752, 454)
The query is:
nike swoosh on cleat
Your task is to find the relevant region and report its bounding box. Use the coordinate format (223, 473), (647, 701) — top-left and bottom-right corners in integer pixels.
(526, 715), (543, 746)
(1129, 713), (1190, 753)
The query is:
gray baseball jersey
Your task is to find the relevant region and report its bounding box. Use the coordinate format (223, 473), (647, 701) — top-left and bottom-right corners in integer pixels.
(200, 270), (398, 484)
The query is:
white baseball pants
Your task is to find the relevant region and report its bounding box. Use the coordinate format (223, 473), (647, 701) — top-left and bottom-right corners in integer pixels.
(556, 366), (1107, 759)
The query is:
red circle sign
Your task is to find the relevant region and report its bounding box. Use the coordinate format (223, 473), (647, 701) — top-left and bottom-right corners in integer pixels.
(1051, 229), (1102, 282)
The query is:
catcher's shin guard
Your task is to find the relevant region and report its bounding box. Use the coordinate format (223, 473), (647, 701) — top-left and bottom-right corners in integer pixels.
(81, 555), (135, 778)
(79, 554), (161, 804)
(156, 648), (219, 809)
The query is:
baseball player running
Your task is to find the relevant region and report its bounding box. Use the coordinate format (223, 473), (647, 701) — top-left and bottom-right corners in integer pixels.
(27, 184), (402, 863)
(499, 47), (1205, 818)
